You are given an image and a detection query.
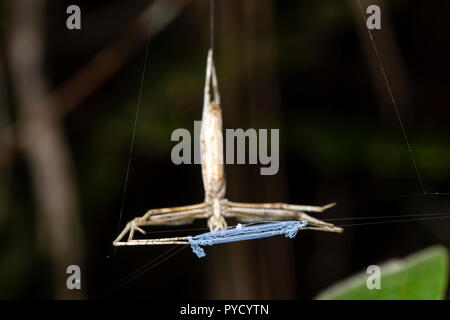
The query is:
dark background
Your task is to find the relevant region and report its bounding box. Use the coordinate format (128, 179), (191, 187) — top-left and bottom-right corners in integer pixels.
(0, 0), (449, 299)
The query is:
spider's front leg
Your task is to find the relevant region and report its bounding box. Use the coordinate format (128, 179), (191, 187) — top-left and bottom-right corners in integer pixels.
(224, 200), (343, 233)
(113, 202), (211, 245)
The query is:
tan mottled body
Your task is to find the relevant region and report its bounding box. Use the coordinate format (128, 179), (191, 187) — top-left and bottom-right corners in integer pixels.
(200, 101), (228, 230)
(201, 102), (225, 201)
(200, 49), (227, 231)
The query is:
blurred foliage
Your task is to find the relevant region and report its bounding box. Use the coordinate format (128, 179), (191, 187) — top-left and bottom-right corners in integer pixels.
(316, 245), (449, 300)
(286, 115), (450, 180)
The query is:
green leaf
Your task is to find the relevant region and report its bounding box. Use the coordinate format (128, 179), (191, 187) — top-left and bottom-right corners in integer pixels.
(316, 245), (449, 300)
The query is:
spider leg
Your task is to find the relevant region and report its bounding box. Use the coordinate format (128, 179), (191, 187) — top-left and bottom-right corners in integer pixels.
(114, 236), (191, 246)
(226, 200), (336, 213)
(224, 201), (342, 233)
(300, 225), (343, 233)
(139, 202), (210, 225)
(113, 202), (211, 245)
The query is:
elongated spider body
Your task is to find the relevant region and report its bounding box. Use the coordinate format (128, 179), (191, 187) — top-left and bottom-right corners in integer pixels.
(113, 49), (342, 247)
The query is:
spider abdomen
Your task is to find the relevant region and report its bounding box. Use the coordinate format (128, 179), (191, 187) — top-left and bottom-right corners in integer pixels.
(201, 101), (226, 202)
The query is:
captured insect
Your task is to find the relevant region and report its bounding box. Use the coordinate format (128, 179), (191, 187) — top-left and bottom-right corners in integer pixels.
(113, 49), (343, 257)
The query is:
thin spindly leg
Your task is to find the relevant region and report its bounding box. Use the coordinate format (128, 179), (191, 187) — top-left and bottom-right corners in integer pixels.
(226, 200), (336, 213)
(140, 202), (209, 222)
(225, 202), (342, 233)
(114, 236), (191, 246)
(113, 202), (211, 245)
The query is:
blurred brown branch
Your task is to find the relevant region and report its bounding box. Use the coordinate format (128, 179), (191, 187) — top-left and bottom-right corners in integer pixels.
(0, 51), (10, 231)
(0, 0), (190, 168)
(4, 0), (189, 299)
(7, 0), (84, 299)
